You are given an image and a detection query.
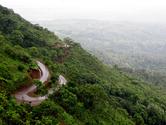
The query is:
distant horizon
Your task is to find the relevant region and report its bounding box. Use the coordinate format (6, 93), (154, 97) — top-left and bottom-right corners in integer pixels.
(33, 18), (166, 25)
(1, 0), (166, 23)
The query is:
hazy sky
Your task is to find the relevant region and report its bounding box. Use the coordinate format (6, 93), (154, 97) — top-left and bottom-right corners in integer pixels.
(0, 0), (166, 22)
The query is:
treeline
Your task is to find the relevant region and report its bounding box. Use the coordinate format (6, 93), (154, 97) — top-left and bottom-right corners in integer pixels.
(121, 67), (166, 87)
(0, 5), (58, 48)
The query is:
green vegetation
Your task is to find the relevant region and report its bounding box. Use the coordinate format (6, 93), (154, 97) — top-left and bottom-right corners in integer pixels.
(0, 5), (166, 125)
(121, 67), (166, 88)
(34, 79), (48, 95)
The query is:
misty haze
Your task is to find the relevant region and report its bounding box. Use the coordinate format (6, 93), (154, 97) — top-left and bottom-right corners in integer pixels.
(38, 19), (166, 86)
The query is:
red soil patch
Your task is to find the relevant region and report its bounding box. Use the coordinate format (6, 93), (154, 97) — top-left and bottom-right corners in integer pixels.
(29, 69), (40, 79)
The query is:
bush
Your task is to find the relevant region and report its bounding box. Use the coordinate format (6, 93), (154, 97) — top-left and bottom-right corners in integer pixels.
(0, 16), (17, 34)
(10, 30), (24, 46)
(4, 45), (32, 63)
(17, 64), (25, 71)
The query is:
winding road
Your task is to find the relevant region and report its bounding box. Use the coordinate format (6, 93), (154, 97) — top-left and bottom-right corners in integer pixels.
(14, 61), (67, 106)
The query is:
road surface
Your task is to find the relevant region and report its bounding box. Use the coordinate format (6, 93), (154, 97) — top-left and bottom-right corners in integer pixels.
(14, 61), (67, 106)
(59, 75), (67, 85)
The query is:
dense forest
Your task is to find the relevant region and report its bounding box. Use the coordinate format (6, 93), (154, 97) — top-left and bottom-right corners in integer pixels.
(0, 5), (166, 125)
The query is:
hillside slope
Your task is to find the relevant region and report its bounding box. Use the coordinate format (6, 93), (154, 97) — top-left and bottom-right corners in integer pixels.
(0, 5), (166, 125)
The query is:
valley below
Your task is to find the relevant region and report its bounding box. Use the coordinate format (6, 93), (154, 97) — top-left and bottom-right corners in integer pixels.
(38, 19), (166, 87)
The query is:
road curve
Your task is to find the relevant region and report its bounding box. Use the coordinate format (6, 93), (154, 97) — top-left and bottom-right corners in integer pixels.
(14, 61), (67, 106)
(37, 61), (49, 83)
(59, 75), (67, 85)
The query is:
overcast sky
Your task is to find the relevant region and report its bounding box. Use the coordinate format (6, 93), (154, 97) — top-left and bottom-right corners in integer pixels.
(0, 0), (166, 22)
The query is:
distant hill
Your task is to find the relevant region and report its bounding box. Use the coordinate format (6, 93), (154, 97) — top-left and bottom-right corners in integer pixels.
(1, 5), (166, 124)
(38, 19), (166, 86)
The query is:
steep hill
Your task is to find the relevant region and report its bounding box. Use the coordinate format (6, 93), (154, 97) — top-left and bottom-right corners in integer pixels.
(0, 5), (166, 125)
